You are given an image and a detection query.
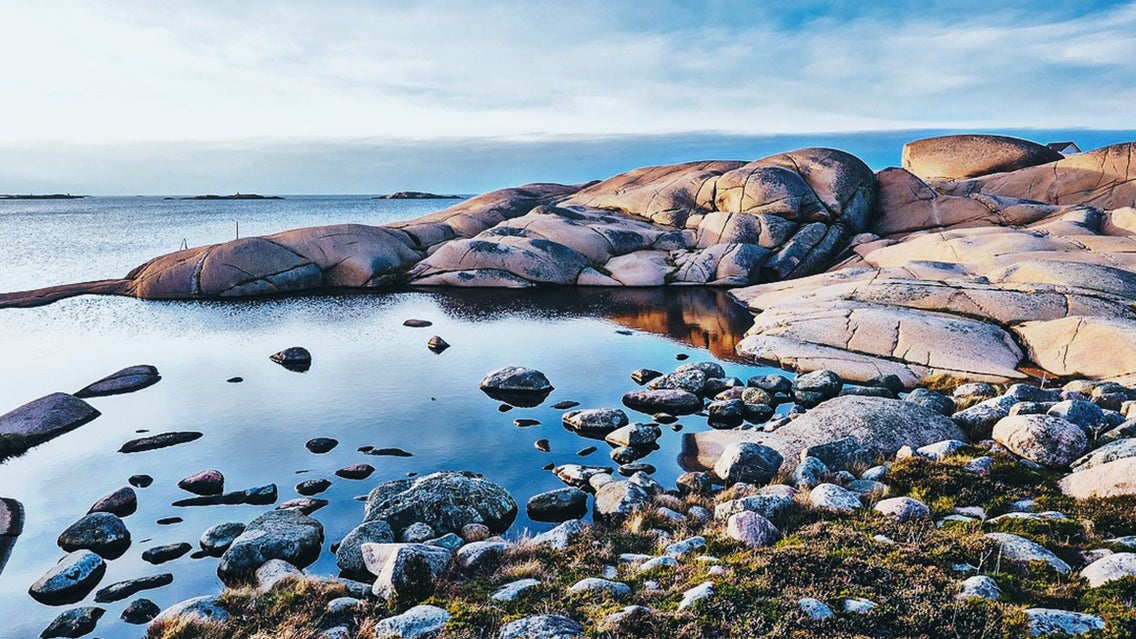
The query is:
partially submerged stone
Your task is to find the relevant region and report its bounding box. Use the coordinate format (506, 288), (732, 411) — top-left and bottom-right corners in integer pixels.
(75, 364), (161, 398)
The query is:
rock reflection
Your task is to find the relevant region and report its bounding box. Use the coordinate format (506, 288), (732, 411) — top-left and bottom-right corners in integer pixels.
(421, 286), (754, 361)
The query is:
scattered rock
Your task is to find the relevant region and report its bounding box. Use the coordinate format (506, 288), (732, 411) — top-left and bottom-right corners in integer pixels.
(374, 604), (451, 639)
(403, 319), (432, 327)
(255, 558), (304, 591)
(527, 488), (589, 522)
(362, 542), (452, 602)
(798, 597), (834, 620)
(530, 519), (585, 551)
(75, 364), (161, 398)
(479, 367), (553, 405)
(427, 336), (450, 353)
(95, 573), (174, 603)
(277, 497), (328, 515)
(363, 471), (517, 536)
(726, 511), (780, 547)
(622, 389), (703, 415)
(129, 474), (153, 488)
(562, 408), (629, 437)
(41, 606), (104, 638)
(809, 484), (862, 513)
(118, 431), (202, 453)
(150, 595), (229, 626)
(57, 512), (131, 559)
(713, 442), (783, 485)
(631, 369), (662, 385)
(177, 469), (225, 496)
(874, 497), (930, 522)
(142, 542), (192, 565)
(985, 532), (1071, 575)
(499, 614), (583, 639)
(305, 437), (338, 453)
(1023, 608), (1106, 636)
(270, 347), (312, 372)
(336, 464), (375, 480)
(551, 401), (580, 410)
(793, 370), (843, 407)
(87, 487), (137, 518)
(1080, 552), (1136, 587)
(992, 415), (1087, 468)
(593, 481), (650, 523)
(217, 509), (324, 586)
(958, 575), (1000, 600)
(29, 550), (106, 605)
(568, 577), (630, 599)
(336, 520), (396, 579)
(121, 598), (160, 624)
(843, 597), (877, 614)
(296, 478), (332, 496)
(678, 581), (714, 610)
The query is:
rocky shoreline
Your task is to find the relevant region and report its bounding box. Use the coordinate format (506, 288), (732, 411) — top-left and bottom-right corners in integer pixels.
(3, 133), (1136, 638)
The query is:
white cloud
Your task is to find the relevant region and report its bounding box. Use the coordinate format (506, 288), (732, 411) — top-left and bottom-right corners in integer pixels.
(0, 0), (1134, 144)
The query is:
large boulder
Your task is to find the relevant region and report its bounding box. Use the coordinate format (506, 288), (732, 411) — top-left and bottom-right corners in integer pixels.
(685, 395), (964, 473)
(1059, 457), (1136, 499)
(362, 542), (451, 602)
(217, 509), (324, 586)
(901, 134), (1063, 181)
(363, 471), (517, 537)
(57, 512), (131, 559)
(991, 415), (1087, 468)
(713, 442), (783, 485)
(336, 520), (395, 580)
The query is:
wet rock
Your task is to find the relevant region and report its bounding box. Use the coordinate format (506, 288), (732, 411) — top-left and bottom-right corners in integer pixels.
(647, 369), (706, 394)
(499, 614), (583, 639)
(0, 393), (100, 454)
(707, 399), (745, 425)
(87, 487), (136, 518)
(41, 606), (104, 638)
(29, 550), (106, 605)
(534, 439), (551, 452)
(270, 347), (312, 372)
(305, 437), (338, 453)
(577, 445), (597, 456)
(593, 481), (650, 523)
(94, 573), (173, 603)
(605, 423), (661, 447)
(336, 464), (375, 480)
(793, 457), (828, 488)
(375, 604), (451, 638)
(296, 478), (332, 496)
(177, 469), (225, 496)
(562, 408), (629, 437)
(1047, 400), (1106, 433)
(527, 488), (589, 522)
(630, 369), (662, 385)
(118, 431), (202, 453)
(427, 336), (450, 353)
(369, 447), (415, 457)
(129, 474), (153, 488)
(217, 509), (324, 586)
(619, 462), (656, 476)
(403, 319), (432, 327)
(363, 471), (517, 536)
(226, 376), (243, 383)
(514, 418), (540, 427)
(992, 415), (1087, 468)
(622, 389), (702, 415)
(1023, 608), (1106, 636)
(553, 464), (613, 487)
(479, 367), (553, 404)
(678, 581), (714, 610)
(156, 517), (183, 525)
(551, 400), (580, 410)
(362, 542), (452, 602)
(143, 542), (191, 565)
(57, 512), (131, 559)
(121, 598), (160, 624)
(713, 442), (783, 485)
(277, 497), (328, 515)
(75, 364), (161, 398)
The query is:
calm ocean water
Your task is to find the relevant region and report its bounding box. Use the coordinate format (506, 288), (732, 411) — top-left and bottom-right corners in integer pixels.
(0, 195), (783, 639)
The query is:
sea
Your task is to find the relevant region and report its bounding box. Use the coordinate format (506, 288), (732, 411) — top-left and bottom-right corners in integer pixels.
(0, 194), (781, 639)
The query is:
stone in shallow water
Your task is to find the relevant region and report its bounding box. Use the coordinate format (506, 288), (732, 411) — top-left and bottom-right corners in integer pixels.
(142, 542), (192, 565)
(527, 488), (589, 523)
(121, 598), (160, 624)
(87, 487), (136, 517)
(177, 469), (225, 496)
(118, 431), (202, 453)
(296, 478), (332, 496)
(305, 437), (338, 453)
(129, 474), (153, 488)
(336, 464), (375, 480)
(75, 364), (161, 398)
(0, 392), (100, 448)
(41, 606), (104, 638)
(57, 512), (131, 559)
(270, 346), (311, 372)
(363, 471), (517, 536)
(94, 573), (173, 603)
(29, 550), (106, 605)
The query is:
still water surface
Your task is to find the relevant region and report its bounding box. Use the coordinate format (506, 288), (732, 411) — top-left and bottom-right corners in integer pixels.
(0, 195), (780, 639)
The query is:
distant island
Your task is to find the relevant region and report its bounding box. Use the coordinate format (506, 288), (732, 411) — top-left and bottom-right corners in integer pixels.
(373, 191), (462, 199)
(169, 193), (284, 200)
(0, 194), (86, 200)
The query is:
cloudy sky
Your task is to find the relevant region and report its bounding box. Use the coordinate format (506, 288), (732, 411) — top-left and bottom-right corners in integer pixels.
(2, 0), (1134, 193)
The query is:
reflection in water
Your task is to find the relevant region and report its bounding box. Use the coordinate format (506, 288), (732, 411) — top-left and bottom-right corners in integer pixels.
(420, 286), (755, 362)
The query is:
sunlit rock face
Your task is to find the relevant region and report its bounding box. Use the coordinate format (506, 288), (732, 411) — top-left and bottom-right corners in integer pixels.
(732, 139), (1136, 386)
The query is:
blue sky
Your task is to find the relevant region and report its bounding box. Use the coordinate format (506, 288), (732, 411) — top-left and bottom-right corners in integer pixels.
(1, 1), (1134, 193)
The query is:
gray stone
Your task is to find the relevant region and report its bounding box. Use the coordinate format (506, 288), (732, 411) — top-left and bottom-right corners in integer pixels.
(374, 604), (451, 639)
(714, 442), (783, 485)
(726, 511), (780, 547)
(400, 522), (436, 543)
(604, 423), (661, 447)
(801, 437), (872, 471)
(177, 469), (225, 496)
(678, 581), (714, 610)
(29, 550), (106, 605)
(568, 577), (631, 599)
(491, 578), (541, 602)
(665, 536), (706, 557)
(57, 512), (131, 559)
(121, 598), (160, 624)
(593, 481), (649, 523)
(530, 519), (585, 551)
(499, 615), (583, 639)
(793, 370), (843, 407)
(41, 606), (104, 638)
(793, 456), (828, 488)
(87, 487), (136, 518)
(455, 540), (510, 572)
(707, 399), (745, 425)
(479, 366), (553, 394)
(992, 415), (1087, 468)
(647, 369), (707, 394)
(905, 388), (955, 415)
(217, 509), (324, 586)
(75, 365), (161, 398)
(362, 542), (452, 602)
(1080, 552), (1136, 587)
(199, 522), (246, 556)
(985, 533), (1071, 575)
(622, 389), (703, 415)
(270, 346), (312, 371)
(336, 520), (396, 578)
(255, 559), (304, 591)
(714, 494), (794, 521)
(0, 393), (100, 449)
(676, 471), (713, 496)
(808, 484), (862, 513)
(915, 439), (967, 461)
(94, 573), (174, 603)
(843, 597), (877, 614)
(562, 409), (629, 436)
(874, 497), (929, 522)
(1024, 608), (1105, 636)
(363, 471), (517, 536)
(150, 595), (229, 626)
(958, 575), (1000, 600)
(798, 597), (833, 620)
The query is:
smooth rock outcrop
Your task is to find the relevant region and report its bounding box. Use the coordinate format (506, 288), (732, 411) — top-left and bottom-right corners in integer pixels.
(902, 134), (1063, 181)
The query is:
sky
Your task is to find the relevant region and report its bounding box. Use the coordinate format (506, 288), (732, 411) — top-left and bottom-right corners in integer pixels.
(1, 0), (1135, 193)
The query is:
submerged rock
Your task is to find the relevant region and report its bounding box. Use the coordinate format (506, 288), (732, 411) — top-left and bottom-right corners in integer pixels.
(75, 364), (161, 398)
(118, 431), (202, 453)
